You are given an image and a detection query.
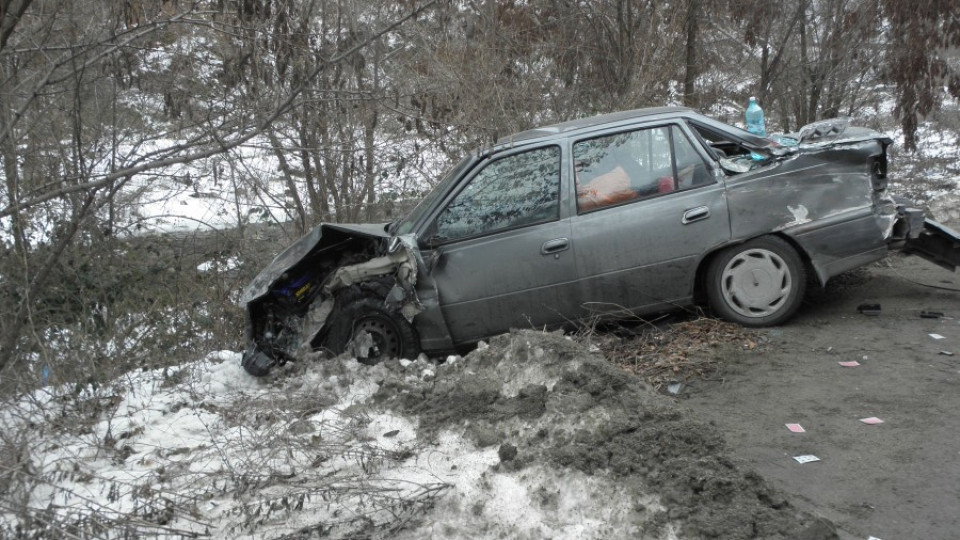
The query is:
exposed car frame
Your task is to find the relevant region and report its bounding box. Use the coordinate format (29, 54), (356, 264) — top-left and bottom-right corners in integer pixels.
(240, 107), (960, 376)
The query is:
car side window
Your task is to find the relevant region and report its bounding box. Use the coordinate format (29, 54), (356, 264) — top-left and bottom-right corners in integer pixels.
(574, 126), (712, 212)
(432, 146), (560, 242)
(673, 128), (714, 186)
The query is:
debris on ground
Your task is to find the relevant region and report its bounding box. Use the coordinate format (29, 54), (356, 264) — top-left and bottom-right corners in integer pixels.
(580, 318), (759, 390)
(857, 303), (882, 316)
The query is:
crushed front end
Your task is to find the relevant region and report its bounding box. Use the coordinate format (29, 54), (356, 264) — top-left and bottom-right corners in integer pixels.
(239, 224), (421, 376)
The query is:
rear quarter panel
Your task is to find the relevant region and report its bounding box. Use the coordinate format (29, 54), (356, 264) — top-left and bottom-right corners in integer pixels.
(725, 140), (893, 283)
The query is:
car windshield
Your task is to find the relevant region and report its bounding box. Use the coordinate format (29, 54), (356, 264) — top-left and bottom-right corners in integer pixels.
(393, 154), (476, 235)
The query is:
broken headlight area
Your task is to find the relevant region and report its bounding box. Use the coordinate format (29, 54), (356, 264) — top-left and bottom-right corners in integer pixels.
(241, 271), (325, 375)
(241, 227), (423, 376)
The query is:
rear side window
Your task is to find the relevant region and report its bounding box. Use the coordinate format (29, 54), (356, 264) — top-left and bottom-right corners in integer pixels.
(574, 125), (712, 212)
(432, 146), (561, 242)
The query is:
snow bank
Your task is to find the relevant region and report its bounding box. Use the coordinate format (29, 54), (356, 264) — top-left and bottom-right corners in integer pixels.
(2, 331), (834, 540)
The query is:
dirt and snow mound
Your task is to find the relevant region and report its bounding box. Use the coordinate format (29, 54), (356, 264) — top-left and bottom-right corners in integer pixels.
(2, 331), (835, 539)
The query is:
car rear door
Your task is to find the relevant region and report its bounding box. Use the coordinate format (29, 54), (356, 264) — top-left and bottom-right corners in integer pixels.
(420, 145), (581, 343)
(570, 123), (731, 315)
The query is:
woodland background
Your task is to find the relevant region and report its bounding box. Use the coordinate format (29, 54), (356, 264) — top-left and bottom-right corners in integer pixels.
(0, 0), (958, 384)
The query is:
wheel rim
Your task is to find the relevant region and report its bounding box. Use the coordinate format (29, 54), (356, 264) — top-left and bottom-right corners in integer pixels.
(720, 248), (792, 318)
(352, 316), (402, 360)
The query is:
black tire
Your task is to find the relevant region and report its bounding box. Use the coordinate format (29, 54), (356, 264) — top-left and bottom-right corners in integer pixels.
(705, 236), (806, 327)
(321, 296), (420, 364)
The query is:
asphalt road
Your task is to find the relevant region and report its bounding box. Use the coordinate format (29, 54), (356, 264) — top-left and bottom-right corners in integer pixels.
(679, 253), (960, 540)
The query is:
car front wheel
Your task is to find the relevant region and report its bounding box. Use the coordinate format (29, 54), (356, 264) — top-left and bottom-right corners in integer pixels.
(706, 236), (806, 327)
(322, 296), (420, 364)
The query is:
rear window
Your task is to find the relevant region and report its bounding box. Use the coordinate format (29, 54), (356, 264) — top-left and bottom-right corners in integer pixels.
(574, 125), (712, 212)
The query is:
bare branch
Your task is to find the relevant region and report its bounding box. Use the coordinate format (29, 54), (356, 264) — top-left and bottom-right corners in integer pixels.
(0, 0), (438, 219)
(0, 0), (33, 51)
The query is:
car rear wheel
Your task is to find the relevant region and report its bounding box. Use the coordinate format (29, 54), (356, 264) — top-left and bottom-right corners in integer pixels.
(322, 296), (420, 364)
(706, 236), (806, 327)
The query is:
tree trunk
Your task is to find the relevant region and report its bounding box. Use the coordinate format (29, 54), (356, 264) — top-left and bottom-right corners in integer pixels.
(682, 0), (699, 107)
(267, 130), (308, 232)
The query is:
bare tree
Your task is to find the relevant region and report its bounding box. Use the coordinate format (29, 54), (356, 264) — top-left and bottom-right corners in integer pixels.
(0, 0), (437, 375)
(2, 0), (954, 381)
(881, 0), (960, 150)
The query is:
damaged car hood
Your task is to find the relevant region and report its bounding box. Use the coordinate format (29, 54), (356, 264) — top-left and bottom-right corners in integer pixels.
(240, 223), (391, 305)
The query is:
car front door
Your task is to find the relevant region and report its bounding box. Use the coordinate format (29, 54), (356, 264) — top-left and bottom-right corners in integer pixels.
(420, 145), (580, 343)
(570, 124), (731, 315)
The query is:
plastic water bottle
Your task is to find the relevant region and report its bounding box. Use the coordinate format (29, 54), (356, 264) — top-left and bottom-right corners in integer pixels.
(745, 96), (766, 136)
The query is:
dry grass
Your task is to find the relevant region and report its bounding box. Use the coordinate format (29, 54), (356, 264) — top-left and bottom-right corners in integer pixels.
(580, 317), (760, 390)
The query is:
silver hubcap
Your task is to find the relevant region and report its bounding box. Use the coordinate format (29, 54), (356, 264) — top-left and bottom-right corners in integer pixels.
(720, 248), (792, 318)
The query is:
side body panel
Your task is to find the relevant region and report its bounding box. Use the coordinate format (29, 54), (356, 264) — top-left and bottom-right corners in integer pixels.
(418, 144), (581, 345)
(571, 184), (731, 314)
(724, 140), (893, 283)
(411, 265), (455, 352)
(426, 218), (578, 343)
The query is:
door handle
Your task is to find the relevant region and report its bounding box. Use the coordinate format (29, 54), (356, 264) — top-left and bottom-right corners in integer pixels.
(541, 238), (570, 255)
(682, 206), (710, 224)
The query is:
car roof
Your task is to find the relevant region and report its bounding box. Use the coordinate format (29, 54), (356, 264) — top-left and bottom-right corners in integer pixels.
(493, 106), (695, 149)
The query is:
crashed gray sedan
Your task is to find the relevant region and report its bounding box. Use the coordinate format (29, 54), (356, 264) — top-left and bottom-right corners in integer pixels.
(240, 107), (959, 376)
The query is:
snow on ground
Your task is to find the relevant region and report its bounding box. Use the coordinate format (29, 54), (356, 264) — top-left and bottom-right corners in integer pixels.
(0, 338), (666, 539)
(2, 331), (834, 539)
(3, 352), (434, 538)
(115, 141), (292, 235)
(887, 112), (960, 223)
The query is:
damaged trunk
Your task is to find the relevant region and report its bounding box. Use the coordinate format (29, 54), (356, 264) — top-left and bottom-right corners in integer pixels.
(718, 120), (900, 285)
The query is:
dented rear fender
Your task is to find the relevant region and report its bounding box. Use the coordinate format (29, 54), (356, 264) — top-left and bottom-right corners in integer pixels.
(725, 134), (899, 286)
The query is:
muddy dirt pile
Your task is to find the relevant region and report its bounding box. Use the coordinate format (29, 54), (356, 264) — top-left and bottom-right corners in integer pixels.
(5, 328), (843, 539)
(368, 330), (837, 539)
